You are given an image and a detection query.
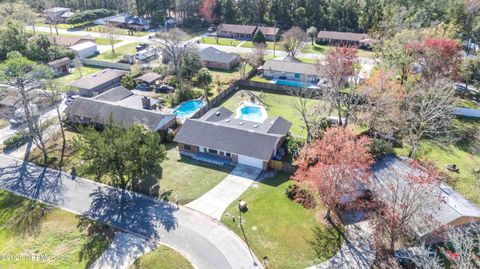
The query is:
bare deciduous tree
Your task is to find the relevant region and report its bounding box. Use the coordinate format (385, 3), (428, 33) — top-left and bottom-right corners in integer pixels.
(401, 79), (456, 157)
(158, 28), (187, 82)
(291, 88), (325, 142)
(246, 42), (266, 68)
(105, 24), (117, 55)
(45, 79), (66, 170)
(282, 26), (307, 58)
(444, 224), (479, 268)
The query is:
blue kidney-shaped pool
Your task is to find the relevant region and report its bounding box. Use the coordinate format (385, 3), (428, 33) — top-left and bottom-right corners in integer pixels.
(173, 100), (204, 118)
(237, 105), (265, 122)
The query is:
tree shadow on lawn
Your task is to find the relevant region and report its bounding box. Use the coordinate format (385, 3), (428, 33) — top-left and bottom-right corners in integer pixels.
(309, 224), (344, 261)
(84, 186), (178, 240)
(258, 172), (290, 187)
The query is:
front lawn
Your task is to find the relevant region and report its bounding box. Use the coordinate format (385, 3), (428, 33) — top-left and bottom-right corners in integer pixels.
(241, 41), (282, 51)
(220, 90), (326, 136)
(0, 190), (109, 268)
(301, 43), (375, 58)
(93, 42), (141, 61)
(130, 245), (193, 269)
(29, 31), (122, 45)
(179, 27), (208, 41)
(87, 25), (149, 37)
(394, 118), (480, 205)
(159, 143), (232, 204)
(199, 37), (242, 47)
(221, 173), (342, 269)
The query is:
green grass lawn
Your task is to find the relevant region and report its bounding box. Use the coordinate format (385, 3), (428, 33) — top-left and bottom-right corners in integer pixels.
(297, 57), (319, 64)
(241, 41), (282, 51)
(457, 98), (480, 109)
(159, 143), (232, 204)
(29, 31), (122, 45)
(53, 66), (103, 90)
(93, 42), (140, 61)
(130, 245), (193, 269)
(86, 25), (149, 37)
(199, 37), (242, 47)
(221, 173), (342, 269)
(301, 43), (375, 58)
(394, 118), (480, 205)
(179, 27), (208, 41)
(36, 23), (79, 29)
(250, 75), (271, 83)
(220, 90), (326, 136)
(0, 190), (108, 269)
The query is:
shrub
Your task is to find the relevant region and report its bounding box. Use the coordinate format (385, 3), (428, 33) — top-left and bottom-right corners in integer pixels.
(370, 138), (394, 159)
(252, 29), (266, 44)
(286, 184), (316, 209)
(3, 130), (30, 151)
(166, 128), (175, 142)
(285, 135), (305, 159)
(121, 72), (137, 89)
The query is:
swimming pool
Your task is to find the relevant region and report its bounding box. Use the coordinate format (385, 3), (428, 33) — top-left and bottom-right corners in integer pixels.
(236, 103), (268, 123)
(274, 79), (310, 88)
(173, 100), (204, 118)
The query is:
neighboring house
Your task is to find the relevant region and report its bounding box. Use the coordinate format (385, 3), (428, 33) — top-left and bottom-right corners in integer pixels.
(372, 155), (480, 244)
(200, 46), (240, 70)
(260, 59), (321, 83)
(48, 35), (96, 47)
(48, 57), (72, 75)
(69, 68), (127, 97)
(174, 107), (291, 170)
(43, 7), (71, 22)
(68, 86), (175, 132)
(216, 24), (258, 39)
(257, 26), (280, 41)
(316, 30), (373, 47)
(69, 41), (98, 58)
(135, 73), (162, 88)
(95, 12), (151, 30)
(0, 91), (53, 117)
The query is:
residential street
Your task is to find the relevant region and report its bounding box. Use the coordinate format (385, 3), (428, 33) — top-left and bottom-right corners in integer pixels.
(0, 154), (261, 269)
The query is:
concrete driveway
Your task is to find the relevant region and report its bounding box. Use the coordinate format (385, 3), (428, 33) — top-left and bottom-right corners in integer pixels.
(186, 165), (262, 220)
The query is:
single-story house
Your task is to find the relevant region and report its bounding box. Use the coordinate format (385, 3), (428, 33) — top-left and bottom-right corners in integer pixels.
(0, 91), (53, 117)
(68, 86), (174, 131)
(200, 46), (240, 70)
(135, 73), (162, 87)
(48, 57), (72, 75)
(69, 68), (127, 97)
(48, 35), (96, 47)
(372, 155), (480, 244)
(257, 26), (280, 41)
(174, 107), (291, 170)
(260, 59), (321, 83)
(316, 31), (373, 47)
(95, 13), (151, 30)
(216, 24), (258, 39)
(69, 41), (97, 58)
(43, 7), (71, 22)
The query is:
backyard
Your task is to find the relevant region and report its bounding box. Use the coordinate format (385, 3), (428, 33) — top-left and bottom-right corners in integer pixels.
(37, 23), (149, 37)
(199, 36), (242, 47)
(0, 190), (108, 268)
(221, 173), (342, 269)
(53, 66), (103, 89)
(220, 90), (325, 136)
(92, 42), (141, 61)
(394, 118), (480, 205)
(301, 43), (375, 58)
(130, 245), (193, 269)
(29, 31), (122, 45)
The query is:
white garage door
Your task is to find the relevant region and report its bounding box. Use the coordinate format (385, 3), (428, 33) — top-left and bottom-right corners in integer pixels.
(237, 155), (264, 169)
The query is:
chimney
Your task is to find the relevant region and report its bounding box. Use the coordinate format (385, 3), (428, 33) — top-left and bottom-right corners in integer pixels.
(142, 96), (151, 109)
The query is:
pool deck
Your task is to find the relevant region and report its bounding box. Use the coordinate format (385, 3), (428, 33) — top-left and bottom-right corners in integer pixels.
(234, 101), (268, 123)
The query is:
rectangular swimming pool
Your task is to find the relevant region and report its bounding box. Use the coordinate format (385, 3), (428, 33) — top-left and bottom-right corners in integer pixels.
(274, 79), (310, 88)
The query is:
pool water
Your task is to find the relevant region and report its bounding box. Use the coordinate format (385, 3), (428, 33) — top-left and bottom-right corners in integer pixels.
(174, 100), (204, 117)
(275, 79), (309, 88)
(237, 106), (265, 123)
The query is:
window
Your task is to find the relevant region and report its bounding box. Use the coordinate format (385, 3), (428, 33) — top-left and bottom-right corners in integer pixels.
(208, 149), (218, 154)
(184, 145), (191, 151)
(225, 152), (231, 158)
(294, 73), (300, 79)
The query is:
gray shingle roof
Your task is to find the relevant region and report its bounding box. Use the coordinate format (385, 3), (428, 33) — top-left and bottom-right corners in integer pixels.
(201, 46), (239, 64)
(217, 24), (257, 35)
(68, 97), (174, 131)
(257, 26), (279, 36)
(95, 86), (132, 102)
(372, 155), (480, 238)
(261, 59), (319, 76)
(135, 73), (162, 84)
(69, 69), (126, 90)
(174, 107), (291, 160)
(317, 31), (370, 42)
(48, 57), (71, 67)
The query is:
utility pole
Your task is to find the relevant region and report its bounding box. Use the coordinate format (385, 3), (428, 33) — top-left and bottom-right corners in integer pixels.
(273, 21), (277, 57)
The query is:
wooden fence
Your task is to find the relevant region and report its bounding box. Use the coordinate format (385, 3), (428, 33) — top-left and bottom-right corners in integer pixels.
(80, 58), (131, 71)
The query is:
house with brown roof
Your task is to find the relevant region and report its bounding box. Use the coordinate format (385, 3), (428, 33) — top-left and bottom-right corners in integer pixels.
(216, 24), (258, 39)
(257, 26), (280, 41)
(69, 69), (127, 97)
(316, 31), (373, 47)
(200, 46), (240, 70)
(48, 35), (96, 47)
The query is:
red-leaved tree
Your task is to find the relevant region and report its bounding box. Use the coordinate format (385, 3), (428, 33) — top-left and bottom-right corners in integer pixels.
(199, 0), (217, 23)
(373, 159), (444, 253)
(293, 127), (374, 221)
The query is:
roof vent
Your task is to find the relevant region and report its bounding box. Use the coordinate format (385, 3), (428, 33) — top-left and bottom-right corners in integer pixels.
(239, 122), (244, 125)
(253, 124), (259, 128)
(215, 111), (221, 116)
(270, 120), (275, 124)
(225, 119), (231, 122)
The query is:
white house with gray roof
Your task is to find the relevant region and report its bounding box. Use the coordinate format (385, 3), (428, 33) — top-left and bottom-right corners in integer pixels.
(372, 155), (480, 243)
(174, 107), (291, 170)
(260, 59), (322, 83)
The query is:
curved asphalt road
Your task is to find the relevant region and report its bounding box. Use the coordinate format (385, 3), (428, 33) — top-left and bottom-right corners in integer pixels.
(0, 154), (260, 269)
